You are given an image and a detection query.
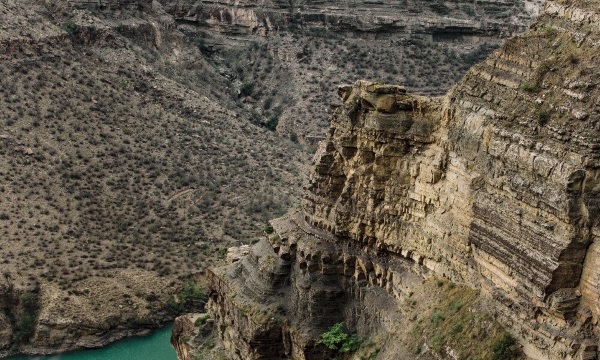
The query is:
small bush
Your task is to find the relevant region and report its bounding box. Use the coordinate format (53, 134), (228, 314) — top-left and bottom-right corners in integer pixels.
(519, 82), (537, 92)
(492, 332), (519, 360)
(194, 313), (210, 327)
(340, 333), (360, 353)
(319, 322), (361, 354)
(264, 223), (274, 234)
(239, 81), (254, 97)
(64, 20), (79, 38)
(448, 301), (462, 312)
(537, 110), (549, 125)
(431, 335), (444, 352)
(264, 114), (279, 131)
(430, 313), (445, 328)
(451, 323), (463, 334)
(289, 133), (298, 143)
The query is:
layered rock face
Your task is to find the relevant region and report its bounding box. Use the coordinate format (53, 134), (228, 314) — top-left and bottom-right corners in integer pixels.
(204, 1), (600, 359)
(167, 0), (541, 38)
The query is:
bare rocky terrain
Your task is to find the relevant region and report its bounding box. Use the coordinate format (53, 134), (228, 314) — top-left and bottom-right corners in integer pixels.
(0, 0), (540, 357)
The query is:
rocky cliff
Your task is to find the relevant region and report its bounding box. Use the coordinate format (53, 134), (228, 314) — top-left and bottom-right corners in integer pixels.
(197, 1), (600, 359)
(166, 0), (541, 37)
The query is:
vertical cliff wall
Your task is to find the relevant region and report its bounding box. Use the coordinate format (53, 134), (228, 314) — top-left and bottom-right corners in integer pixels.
(201, 1), (600, 359)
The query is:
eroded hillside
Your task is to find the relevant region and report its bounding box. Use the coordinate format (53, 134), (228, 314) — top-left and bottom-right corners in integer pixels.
(165, 0), (543, 142)
(0, 0), (308, 356)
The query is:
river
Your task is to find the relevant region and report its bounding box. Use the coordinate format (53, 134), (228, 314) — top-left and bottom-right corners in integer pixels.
(7, 326), (177, 360)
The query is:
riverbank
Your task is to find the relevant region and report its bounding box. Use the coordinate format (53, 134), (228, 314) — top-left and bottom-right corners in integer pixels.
(5, 325), (176, 360)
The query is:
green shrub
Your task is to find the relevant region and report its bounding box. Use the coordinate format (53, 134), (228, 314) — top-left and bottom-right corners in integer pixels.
(194, 313), (210, 327)
(430, 313), (445, 328)
(264, 223), (274, 234)
(13, 292), (40, 342)
(537, 110), (549, 125)
(289, 133), (298, 143)
(319, 322), (361, 354)
(264, 114), (279, 131)
(319, 323), (347, 350)
(64, 20), (79, 38)
(448, 301), (462, 312)
(451, 323), (463, 334)
(431, 335), (444, 352)
(239, 81), (254, 97)
(492, 332), (519, 360)
(340, 334), (360, 353)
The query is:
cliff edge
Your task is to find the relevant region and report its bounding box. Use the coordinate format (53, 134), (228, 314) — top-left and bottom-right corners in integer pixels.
(194, 1), (600, 359)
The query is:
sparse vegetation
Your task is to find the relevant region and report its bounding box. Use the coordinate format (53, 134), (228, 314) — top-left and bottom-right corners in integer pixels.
(13, 291), (40, 343)
(407, 279), (521, 360)
(319, 322), (361, 354)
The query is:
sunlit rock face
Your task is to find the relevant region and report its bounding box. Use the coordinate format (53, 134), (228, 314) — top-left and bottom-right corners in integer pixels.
(203, 1), (600, 359)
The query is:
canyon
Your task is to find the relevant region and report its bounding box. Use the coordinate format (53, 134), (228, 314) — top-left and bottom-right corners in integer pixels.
(165, 0), (544, 142)
(173, 1), (600, 359)
(1, 0), (543, 358)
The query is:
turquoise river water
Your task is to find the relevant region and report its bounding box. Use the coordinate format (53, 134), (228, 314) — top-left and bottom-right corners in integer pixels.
(7, 325), (177, 360)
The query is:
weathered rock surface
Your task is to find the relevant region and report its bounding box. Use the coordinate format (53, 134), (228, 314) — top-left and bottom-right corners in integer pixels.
(204, 1), (600, 359)
(166, 0), (541, 38)
(171, 313), (203, 360)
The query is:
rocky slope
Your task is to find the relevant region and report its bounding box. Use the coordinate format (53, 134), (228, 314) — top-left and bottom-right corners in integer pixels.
(191, 1), (600, 359)
(0, 0), (308, 357)
(163, 0), (544, 143)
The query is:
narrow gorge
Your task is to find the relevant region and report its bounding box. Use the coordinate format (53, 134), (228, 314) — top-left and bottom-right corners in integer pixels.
(174, 1), (600, 359)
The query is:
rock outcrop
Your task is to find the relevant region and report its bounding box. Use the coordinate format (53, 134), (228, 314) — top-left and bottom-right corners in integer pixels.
(203, 1), (600, 359)
(166, 0), (541, 38)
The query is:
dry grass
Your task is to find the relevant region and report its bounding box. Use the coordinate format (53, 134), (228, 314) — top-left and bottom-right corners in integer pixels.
(404, 279), (521, 360)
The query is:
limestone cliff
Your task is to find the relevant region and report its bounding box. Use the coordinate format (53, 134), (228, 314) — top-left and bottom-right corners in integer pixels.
(200, 1), (600, 359)
(166, 0), (541, 38)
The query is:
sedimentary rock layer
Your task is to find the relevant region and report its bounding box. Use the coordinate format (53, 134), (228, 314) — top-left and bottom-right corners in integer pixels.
(166, 0), (541, 38)
(205, 1), (600, 359)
